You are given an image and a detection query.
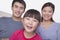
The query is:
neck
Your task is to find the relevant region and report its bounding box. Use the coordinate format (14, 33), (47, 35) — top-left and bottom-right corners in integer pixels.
(42, 21), (53, 25)
(42, 20), (53, 29)
(43, 20), (52, 23)
(24, 30), (36, 38)
(12, 16), (22, 21)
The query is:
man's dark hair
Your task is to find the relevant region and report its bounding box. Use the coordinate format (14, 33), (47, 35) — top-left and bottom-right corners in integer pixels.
(12, 0), (26, 9)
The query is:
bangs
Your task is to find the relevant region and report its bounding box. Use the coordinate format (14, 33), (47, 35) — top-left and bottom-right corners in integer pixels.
(23, 9), (41, 22)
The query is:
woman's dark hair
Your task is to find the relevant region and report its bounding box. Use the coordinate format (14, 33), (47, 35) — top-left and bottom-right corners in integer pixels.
(41, 2), (55, 22)
(23, 9), (41, 22)
(12, 0), (26, 10)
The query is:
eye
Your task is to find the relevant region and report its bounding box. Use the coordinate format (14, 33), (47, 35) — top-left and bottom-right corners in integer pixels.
(20, 7), (24, 10)
(49, 11), (53, 13)
(26, 17), (30, 20)
(33, 19), (38, 22)
(42, 10), (46, 13)
(15, 5), (18, 8)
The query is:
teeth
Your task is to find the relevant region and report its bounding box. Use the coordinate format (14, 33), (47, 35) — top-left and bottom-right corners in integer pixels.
(44, 16), (49, 18)
(16, 13), (20, 15)
(15, 12), (20, 15)
(27, 26), (32, 29)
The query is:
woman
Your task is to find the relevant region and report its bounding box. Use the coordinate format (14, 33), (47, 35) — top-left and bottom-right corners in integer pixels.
(36, 2), (60, 40)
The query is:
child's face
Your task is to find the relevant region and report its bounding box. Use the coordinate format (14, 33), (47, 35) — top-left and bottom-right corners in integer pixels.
(23, 17), (39, 33)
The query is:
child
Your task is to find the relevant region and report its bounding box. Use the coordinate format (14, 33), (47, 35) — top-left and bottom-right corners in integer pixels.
(10, 9), (42, 40)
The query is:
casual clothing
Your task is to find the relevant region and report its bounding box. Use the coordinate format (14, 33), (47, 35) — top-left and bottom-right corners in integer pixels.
(36, 22), (60, 40)
(0, 17), (23, 38)
(10, 30), (42, 40)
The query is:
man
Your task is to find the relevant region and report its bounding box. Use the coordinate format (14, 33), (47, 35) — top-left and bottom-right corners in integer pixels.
(0, 0), (26, 40)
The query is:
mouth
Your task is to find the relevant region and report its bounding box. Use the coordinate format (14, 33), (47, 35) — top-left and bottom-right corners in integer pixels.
(44, 15), (50, 18)
(16, 13), (20, 15)
(27, 26), (32, 29)
(15, 12), (20, 15)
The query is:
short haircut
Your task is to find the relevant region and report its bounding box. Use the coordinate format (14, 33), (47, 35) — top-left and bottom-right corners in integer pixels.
(12, 0), (26, 10)
(23, 9), (41, 22)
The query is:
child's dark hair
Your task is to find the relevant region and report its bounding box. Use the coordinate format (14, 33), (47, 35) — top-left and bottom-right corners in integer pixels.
(41, 2), (55, 22)
(12, 0), (26, 10)
(23, 9), (41, 22)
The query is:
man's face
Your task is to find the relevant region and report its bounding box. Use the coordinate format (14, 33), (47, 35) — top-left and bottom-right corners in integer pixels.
(12, 2), (25, 18)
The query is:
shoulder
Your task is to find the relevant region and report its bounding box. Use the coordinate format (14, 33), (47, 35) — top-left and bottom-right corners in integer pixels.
(0, 17), (11, 20)
(12, 30), (23, 36)
(0, 17), (12, 23)
(53, 22), (60, 26)
(10, 30), (24, 40)
(53, 22), (60, 30)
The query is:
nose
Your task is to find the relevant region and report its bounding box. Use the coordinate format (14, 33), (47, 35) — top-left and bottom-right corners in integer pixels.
(45, 11), (49, 14)
(29, 21), (32, 25)
(17, 8), (20, 12)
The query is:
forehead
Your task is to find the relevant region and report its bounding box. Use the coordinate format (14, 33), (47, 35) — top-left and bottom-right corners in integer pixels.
(13, 2), (24, 7)
(24, 17), (38, 20)
(43, 6), (53, 11)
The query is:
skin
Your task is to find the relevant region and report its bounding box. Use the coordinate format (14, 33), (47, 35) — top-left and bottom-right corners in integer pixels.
(12, 2), (25, 21)
(1, 2), (25, 40)
(42, 6), (53, 21)
(23, 17), (39, 38)
(41, 6), (54, 29)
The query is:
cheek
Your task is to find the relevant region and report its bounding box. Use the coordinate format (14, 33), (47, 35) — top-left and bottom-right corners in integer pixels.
(20, 9), (24, 13)
(23, 21), (26, 28)
(49, 13), (53, 15)
(42, 13), (45, 17)
(42, 12), (53, 16)
(12, 7), (16, 10)
(42, 12), (45, 15)
(12, 8), (17, 13)
(33, 23), (38, 28)
(23, 20), (28, 25)
(42, 12), (45, 14)
(48, 13), (53, 17)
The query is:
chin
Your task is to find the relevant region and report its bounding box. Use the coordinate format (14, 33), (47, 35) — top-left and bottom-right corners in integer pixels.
(25, 29), (33, 33)
(43, 18), (50, 20)
(15, 16), (20, 18)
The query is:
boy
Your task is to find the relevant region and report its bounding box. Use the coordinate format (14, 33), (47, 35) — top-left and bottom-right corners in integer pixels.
(10, 9), (42, 40)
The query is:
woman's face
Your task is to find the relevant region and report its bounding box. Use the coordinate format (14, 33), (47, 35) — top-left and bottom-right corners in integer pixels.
(42, 6), (54, 21)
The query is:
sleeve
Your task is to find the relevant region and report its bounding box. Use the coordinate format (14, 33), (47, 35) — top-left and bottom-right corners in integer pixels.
(10, 32), (17, 40)
(9, 30), (20, 40)
(0, 17), (4, 38)
(57, 23), (60, 40)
